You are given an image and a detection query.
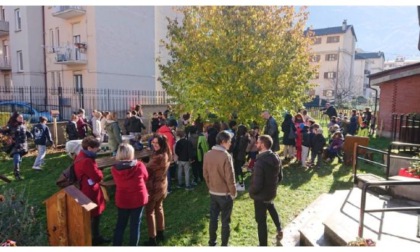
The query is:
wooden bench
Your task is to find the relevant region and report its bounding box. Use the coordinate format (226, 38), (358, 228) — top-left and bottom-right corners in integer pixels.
(96, 149), (153, 170)
(342, 135), (369, 166)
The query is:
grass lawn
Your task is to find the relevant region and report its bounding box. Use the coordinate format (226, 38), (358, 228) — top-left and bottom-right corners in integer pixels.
(0, 134), (392, 246)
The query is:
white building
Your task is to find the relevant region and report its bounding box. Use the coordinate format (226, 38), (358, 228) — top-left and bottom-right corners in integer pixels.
(384, 56), (420, 70)
(354, 51), (385, 99)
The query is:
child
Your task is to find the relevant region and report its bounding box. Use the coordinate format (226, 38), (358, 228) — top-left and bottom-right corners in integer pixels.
(301, 125), (310, 167)
(309, 127), (326, 169)
(175, 130), (194, 190)
(31, 116), (53, 170)
(326, 131), (344, 163)
(66, 114), (79, 140)
(246, 126), (259, 172)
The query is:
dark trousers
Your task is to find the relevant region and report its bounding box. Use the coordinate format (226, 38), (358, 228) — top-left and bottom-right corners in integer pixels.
(234, 159), (245, 184)
(209, 194), (233, 246)
(91, 215), (101, 239)
(113, 206), (144, 246)
(167, 163), (177, 191)
(191, 160), (203, 182)
(254, 200), (282, 246)
(310, 151), (322, 166)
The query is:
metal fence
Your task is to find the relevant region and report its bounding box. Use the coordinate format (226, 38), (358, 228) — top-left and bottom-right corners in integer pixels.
(391, 113), (420, 144)
(0, 86), (171, 122)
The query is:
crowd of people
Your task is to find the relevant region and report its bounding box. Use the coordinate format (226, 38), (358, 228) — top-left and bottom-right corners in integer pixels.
(0, 102), (375, 246)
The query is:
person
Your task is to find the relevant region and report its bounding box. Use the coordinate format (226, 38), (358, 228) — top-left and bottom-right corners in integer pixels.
(144, 134), (172, 246)
(249, 135), (283, 246)
(207, 122), (221, 149)
(261, 110), (280, 152)
(281, 113), (296, 161)
(175, 130), (194, 190)
(105, 112), (122, 156)
(246, 126), (259, 172)
(232, 124), (250, 189)
(203, 131), (237, 246)
(135, 104), (144, 118)
(91, 111), (102, 142)
(293, 114), (304, 164)
(309, 128), (326, 169)
(31, 116), (53, 170)
(0, 112), (32, 180)
(76, 108), (89, 139)
(151, 112), (160, 133)
(73, 136), (110, 246)
(111, 143), (149, 246)
(301, 125), (310, 167)
(320, 102), (338, 120)
(100, 111), (110, 142)
(127, 110), (146, 137)
(124, 111), (132, 135)
(66, 114), (79, 140)
(347, 109), (358, 136)
(325, 131), (344, 163)
(157, 118), (176, 193)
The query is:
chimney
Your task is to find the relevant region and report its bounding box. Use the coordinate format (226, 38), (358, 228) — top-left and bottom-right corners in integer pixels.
(342, 19), (347, 31)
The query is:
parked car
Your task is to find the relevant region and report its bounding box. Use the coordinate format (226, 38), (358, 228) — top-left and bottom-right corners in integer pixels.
(0, 101), (53, 124)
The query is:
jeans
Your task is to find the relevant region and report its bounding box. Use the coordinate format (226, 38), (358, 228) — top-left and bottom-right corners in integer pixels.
(13, 153), (22, 166)
(33, 145), (47, 167)
(113, 206), (144, 246)
(177, 161), (191, 187)
(254, 200), (282, 246)
(209, 194), (233, 246)
(301, 146), (309, 164)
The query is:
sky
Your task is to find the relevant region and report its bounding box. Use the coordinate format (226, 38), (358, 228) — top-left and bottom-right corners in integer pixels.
(305, 6), (419, 61)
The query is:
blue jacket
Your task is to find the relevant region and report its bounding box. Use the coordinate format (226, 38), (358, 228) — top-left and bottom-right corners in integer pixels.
(32, 123), (52, 145)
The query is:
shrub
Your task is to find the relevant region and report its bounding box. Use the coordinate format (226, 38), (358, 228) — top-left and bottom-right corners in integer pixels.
(0, 188), (47, 246)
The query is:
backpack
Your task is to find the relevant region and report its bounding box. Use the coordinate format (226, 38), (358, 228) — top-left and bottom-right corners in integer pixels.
(56, 158), (85, 189)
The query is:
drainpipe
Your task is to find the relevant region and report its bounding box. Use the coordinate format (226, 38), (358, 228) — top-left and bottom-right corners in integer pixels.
(42, 6), (48, 111)
(368, 78), (378, 135)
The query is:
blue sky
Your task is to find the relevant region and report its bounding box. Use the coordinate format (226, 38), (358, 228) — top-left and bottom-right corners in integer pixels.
(304, 6), (419, 61)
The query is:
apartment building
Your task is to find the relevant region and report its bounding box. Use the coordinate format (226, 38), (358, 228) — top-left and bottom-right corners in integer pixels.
(307, 20), (357, 104)
(0, 6), (45, 90)
(354, 51), (385, 99)
(44, 6), (178, 92)
(384, 56), (420, 70)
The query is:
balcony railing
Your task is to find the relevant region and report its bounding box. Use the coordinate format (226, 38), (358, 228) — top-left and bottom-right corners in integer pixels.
(0, 20), (9, 37)
(55, 46), (87, 65)
(52, 6), (86, 19)
(0, 57), (11, 70)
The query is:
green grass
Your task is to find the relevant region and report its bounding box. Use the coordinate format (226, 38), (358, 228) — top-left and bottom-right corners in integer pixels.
(0, 135), (392, 246)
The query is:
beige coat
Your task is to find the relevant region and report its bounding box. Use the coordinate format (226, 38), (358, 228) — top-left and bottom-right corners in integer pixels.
(203, 145), (237, 199)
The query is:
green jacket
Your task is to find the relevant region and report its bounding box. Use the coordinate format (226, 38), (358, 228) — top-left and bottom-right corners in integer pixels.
(105, 120), (122, 152)
(197, 135), (209, 162)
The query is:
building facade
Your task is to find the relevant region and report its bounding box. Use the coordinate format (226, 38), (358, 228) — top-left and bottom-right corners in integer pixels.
(354, 51), (385, 99)
(307, 20), (357, 104)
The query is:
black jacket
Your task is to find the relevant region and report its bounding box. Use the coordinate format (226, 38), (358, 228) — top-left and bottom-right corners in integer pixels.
(66, 121), (79, 140)
(302, 131), (310, 147)
(175, 138), (194, 162)
(32, 123), (53, 145)
(264, 117), (280, 152)
(127, 116), (146, 133)
(1, 122), (32, 157)
(249, 150), (282, 202)
(281, 114), (296, 146)
(311, 134), (326, 154)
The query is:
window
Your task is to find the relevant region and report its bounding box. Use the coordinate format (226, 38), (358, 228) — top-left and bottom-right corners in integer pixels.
(1, 7), (5, 21)
(17, 50), (23, 71)
(74, 74), (83, 93)
(314, 37), (321, 44)
(325, 54), (338, 61)
(324, 72), (336, 79)
(323, 90), (334, 97)
(73, 35), (81, 60)
(4, 74), (11, 92)
(327, 36), (339, 43)
(49, 29), (54, 51)
(55, 27), (60, 47)
(310, 55), (320, 62)
(14, 8), (21, 31)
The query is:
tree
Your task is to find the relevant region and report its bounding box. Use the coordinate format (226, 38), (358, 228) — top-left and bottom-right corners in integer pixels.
(327, 69), (364, 107)
(158, 6), (317, 123)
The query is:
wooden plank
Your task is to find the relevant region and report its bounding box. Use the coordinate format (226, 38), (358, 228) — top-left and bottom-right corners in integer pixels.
(45, 191), (68, 246)
(0, 174), (11, 183)
(67, 194), (92, 246)
(97, 149), (153, 169)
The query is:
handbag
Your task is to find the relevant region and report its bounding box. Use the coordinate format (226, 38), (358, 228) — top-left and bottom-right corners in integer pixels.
(288, 125), (296, 139)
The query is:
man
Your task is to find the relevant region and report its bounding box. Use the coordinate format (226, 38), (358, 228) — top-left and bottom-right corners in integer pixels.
(249, 135), (283, 246)
(203, 131), (237, 246)
(261, 110), (280, 152)
(127, 110), (146, 137)
(320, 102), (338, 120)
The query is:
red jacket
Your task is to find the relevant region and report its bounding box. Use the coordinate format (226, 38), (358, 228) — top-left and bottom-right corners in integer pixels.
(157, 125), (175, 154)
(111, 160), (149, 209)
(74, 151), (105, 217)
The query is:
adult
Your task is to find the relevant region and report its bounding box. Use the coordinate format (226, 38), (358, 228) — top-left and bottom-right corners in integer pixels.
(157, 119), (177, 193)
(127, 110), (146, 137)
(249, 135), (283, 246)
(203, 131), (237, 246)
(320, 102), (338, 120)
(347, 109), (359, 136)
(0, 112), (32, 180)
(73, 136), (109, 246)
(111, 143), (149, 246)
(232, 124), (250, 188)
(134, 104), (144, 118)
(105, 112), (122, 156)
(66, 114), (79, 141)
(144, 134), (172, 246)
(363, 107), (372, 127)
(281, 113), (296, 161)
(261, 110), (280, 152)
(91, 111), (102, 142)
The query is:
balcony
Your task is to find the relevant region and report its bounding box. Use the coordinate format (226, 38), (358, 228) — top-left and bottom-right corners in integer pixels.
(0, 57), (11, 71)
(52, 6), (85, 19)
(0, 20), (9, 37)
(55, 46), (87, 65)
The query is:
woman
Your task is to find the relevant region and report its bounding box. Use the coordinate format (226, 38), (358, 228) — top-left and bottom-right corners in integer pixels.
(73, 136), (109, 246)
(281, 113), (296, 162)
(0, 112), (32, 180)
(111, 143), (149, 246)
(232, 124), (250, 187)
(105, 112), (122, 156)
(144, 134), (171, 246)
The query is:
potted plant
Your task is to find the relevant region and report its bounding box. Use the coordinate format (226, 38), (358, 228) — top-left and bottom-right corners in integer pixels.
(74, 42), (87, 50)
(398, 154), (420, 179)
